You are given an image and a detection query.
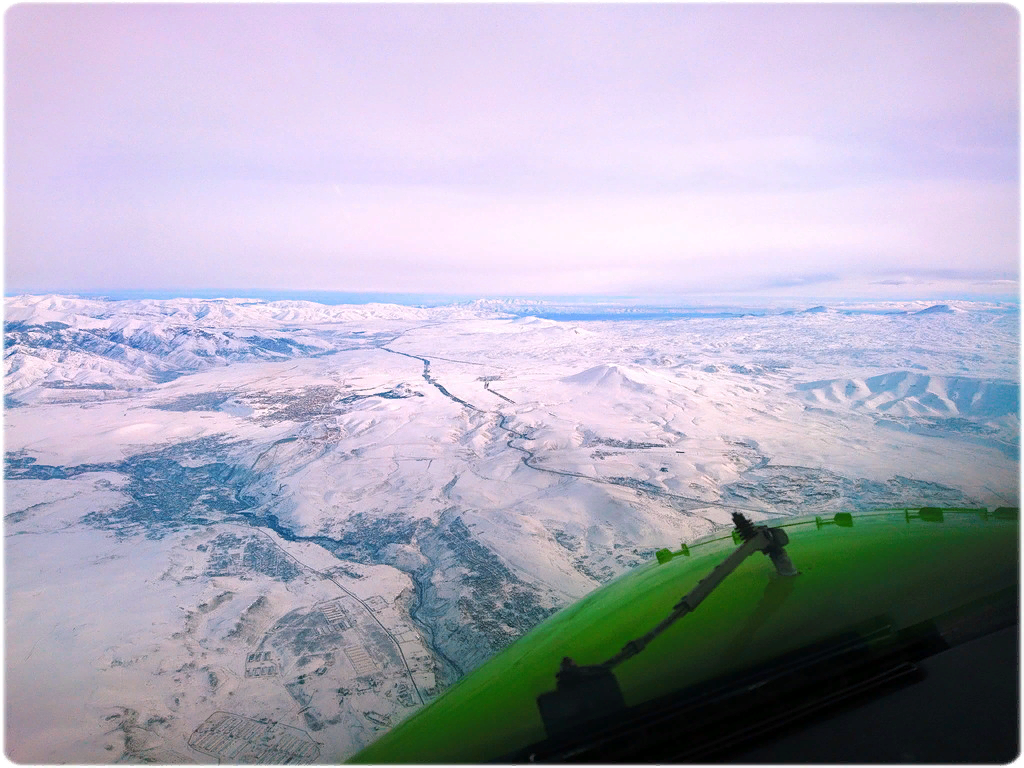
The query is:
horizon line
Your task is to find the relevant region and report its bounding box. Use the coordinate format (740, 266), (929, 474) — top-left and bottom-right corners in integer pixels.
(4, 288), (1020, 307)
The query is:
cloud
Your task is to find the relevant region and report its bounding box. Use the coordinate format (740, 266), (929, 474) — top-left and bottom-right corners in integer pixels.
(4, 4), (1019, 298)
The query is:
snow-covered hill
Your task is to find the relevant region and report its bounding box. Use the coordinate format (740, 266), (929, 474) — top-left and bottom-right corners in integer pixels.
(3, 295), (504, 405)
(560, 363), (670, 393)
(795, 371), (1019, 418)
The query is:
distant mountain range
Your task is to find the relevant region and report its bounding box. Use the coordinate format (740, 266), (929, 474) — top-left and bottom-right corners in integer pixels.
(5, 294), (1017, 409)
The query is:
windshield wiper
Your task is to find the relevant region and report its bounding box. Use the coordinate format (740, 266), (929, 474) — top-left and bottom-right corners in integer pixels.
(537, 513), (800, 739)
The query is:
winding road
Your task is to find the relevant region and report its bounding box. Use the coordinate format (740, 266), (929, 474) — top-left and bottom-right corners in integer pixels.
(378, 342), (774, 517)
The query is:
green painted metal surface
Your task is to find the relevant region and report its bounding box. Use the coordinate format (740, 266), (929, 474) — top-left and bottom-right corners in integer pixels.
(350, 508), (1018, 763)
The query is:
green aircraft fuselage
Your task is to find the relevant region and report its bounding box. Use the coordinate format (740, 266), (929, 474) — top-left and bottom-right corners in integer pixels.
(350, 508), (1019, 763)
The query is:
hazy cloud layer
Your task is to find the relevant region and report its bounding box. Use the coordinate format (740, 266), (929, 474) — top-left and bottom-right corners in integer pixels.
(6, 4), (1019, 298)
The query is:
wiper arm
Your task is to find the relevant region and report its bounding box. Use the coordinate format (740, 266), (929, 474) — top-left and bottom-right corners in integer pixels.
(538, 512), (799, 736)
(602, 512), (798, 670)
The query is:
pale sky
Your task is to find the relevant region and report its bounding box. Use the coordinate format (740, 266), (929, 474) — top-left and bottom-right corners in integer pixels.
(5, 3), (1020, 299)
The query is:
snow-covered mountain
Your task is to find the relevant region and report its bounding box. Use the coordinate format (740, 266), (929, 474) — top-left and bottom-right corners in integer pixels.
(3, 295), (503, 405)
(560, 363), (670, 393)
(796, 371), (1019, 418)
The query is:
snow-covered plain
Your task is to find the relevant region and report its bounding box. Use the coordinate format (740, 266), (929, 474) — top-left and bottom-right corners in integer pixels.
(4, 294), (1019, 762)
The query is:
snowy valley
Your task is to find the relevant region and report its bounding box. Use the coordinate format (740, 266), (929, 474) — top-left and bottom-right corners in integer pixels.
(4, 294), (1019, 763)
